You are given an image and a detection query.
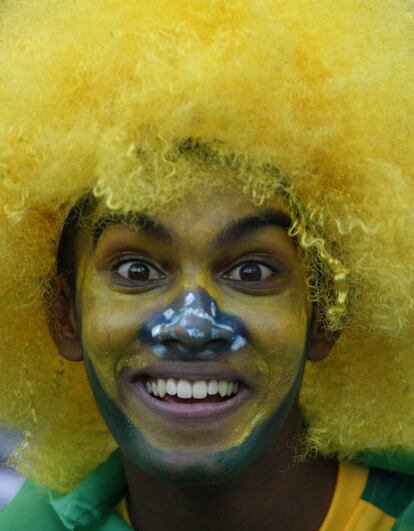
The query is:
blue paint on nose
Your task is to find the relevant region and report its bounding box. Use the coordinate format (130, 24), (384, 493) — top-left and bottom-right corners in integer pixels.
(140, 289), (248, 360)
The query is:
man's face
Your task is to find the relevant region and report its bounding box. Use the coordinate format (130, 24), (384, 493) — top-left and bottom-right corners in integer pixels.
(72, 189), (312, 483)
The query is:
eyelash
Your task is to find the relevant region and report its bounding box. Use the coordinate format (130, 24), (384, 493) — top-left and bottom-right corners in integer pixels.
(110, 257), (280, 285)
(223, 261), (277, 282)
(111, 257), (165, 281)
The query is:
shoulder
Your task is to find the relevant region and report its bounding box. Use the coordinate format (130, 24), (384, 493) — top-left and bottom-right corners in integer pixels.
(0, 476), (131, 531)
(0, 480), (64, 530)
(361, 467), (414, 529)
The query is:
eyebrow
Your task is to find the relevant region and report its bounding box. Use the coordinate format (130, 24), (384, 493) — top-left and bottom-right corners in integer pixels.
(93, 208), (291, 248)
(212, 209), (292, 249)
(93, 212), (172, 243)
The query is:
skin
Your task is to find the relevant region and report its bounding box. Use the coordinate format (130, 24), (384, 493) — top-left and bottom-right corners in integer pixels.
(53, 187), (336, 531)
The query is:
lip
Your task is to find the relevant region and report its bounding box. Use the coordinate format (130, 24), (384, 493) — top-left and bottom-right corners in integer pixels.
(121, 361), (253, 386)
(130, 377), (250, 425)
(120, 362), (252, 425)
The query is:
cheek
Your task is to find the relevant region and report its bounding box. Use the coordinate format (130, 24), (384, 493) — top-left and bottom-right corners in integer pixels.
(82, 299), (129, 351)
(253, 307), (306, 348)
(231, 294), (308, 406)
(78, 289), (147, 384)
(237, 292), (308, 360)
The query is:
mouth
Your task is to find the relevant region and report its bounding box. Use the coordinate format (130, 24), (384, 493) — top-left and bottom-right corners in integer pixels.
(145, 376), (239, 401)
(125, 367), (251, 424)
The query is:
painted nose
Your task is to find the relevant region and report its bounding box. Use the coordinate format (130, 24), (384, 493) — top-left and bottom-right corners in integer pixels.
(143, 290), (244, 360)
(158, 291), (234, 359)
(159, 326), (234, 359)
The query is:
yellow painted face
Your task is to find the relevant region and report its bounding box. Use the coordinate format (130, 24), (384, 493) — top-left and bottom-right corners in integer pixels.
(74, 187), (312, 483)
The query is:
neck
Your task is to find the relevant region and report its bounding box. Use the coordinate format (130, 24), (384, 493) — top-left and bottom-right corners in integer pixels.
(122, 404), (337, 531)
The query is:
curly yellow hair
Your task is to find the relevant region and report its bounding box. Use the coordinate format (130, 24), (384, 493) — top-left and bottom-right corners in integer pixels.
(0, 0), (413, 492)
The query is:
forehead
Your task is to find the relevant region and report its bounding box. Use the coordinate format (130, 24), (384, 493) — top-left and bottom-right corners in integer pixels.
(159, 189), (289, 236)
(92, 187), (292, 246)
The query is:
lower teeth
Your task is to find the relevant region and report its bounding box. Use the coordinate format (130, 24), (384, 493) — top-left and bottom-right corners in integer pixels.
(157, 394), (230, 403)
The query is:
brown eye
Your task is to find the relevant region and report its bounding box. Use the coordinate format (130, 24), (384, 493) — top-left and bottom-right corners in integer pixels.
(240, 263), (261, 281)
(117, 261), (164, 281)
(226, 262), (274, 282)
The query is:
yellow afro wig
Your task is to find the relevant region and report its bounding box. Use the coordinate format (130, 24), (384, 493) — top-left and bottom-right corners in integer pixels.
(0, 0), (413, 492)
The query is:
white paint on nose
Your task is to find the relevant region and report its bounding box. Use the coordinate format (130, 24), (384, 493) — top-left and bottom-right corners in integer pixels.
(163, 308), (174, 320)
(184, 292), (196, 306)
(151, 324), (162, 338)
(231, 335), (247, 352)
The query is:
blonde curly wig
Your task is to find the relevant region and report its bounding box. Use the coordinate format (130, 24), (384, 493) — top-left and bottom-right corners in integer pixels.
(0, 0), (413, 492)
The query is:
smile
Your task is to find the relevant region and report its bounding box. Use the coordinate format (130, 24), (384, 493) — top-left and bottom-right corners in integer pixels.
(125, 367), (251, 424)
(145, 378), (239, 400)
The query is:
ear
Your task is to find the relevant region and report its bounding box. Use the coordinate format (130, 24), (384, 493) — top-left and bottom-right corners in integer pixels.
(49, 275), (83, 361)
(306, 312), (336, 362)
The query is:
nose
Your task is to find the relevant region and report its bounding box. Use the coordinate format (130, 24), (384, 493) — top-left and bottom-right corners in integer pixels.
(141, 290), (247, 360)
(158, 305), (234, 357)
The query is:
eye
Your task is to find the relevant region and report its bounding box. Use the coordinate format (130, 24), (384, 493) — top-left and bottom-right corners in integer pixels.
(225, 262), (274, 282)
(116, 260), (165, 282)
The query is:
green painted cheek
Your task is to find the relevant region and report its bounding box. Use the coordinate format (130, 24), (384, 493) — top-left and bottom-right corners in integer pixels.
(84, 354), (305, 484)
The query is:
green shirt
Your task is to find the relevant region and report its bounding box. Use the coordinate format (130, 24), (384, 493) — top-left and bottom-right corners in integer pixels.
(0, 450), (413, 530)
(0, 451), (129, 530)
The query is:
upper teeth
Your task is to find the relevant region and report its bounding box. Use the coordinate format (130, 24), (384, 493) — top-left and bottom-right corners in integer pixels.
(145, 378), (239, 399)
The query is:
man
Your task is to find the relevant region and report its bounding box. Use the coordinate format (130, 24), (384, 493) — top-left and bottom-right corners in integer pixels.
(0, 0), (413, 529)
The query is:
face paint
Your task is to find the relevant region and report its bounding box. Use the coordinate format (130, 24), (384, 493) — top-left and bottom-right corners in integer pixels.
(141, 289), (248, 359)
(74, 188), (312, 484)
(84, 352), (305, 483)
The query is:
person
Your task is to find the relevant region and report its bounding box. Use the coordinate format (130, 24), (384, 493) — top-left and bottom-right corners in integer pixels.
(0, 0), (413, 529)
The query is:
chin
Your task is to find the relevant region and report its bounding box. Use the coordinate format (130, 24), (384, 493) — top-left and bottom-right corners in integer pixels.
(85, 355), (301, 485)
(121, 406), (291, 485)
(122, 439), (258, 485)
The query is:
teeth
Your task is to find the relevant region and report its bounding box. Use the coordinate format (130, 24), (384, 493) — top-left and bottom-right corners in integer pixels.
(166, 378), (177, 396)
(177, 379), (192, 399)
(207, 380), (218, 395)
(218, 380), (228, 397)
(157, 379), (166, 398)
(151, 382), (159, 397)
(192, 381), (207, 399)
(145, 378), (240, 400)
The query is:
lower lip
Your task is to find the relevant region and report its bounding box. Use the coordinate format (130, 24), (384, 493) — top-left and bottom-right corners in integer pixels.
(130, 379), (250, 425)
